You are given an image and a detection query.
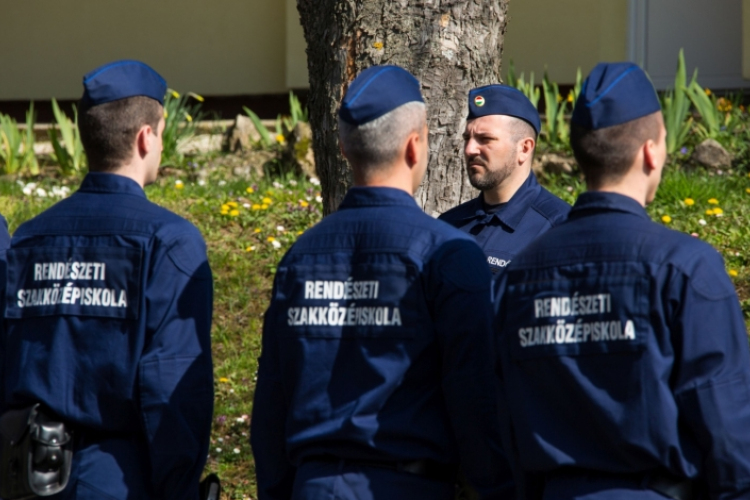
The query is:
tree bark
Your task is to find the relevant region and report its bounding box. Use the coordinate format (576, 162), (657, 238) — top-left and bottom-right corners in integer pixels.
(296, 0), (509, 216)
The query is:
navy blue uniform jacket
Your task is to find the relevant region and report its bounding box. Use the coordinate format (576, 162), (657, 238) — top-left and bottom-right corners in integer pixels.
(251, 187), (511, 499)
(1, 173), (214, 500)
(494, 192), (750, 499)
(440, 173), (570, 273)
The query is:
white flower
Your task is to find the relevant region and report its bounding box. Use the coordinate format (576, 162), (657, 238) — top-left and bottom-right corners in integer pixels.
(35, 188), (47, 198)
(698, 219), (707, 226)
(215, 447), (222, 453)
(236, 417), (245, 423)
(233, 448), (241, 454)
(305, 196), (312, 201)
(175, 180), (184, 186)
(22, 182), (37, 196)
(218, 180), (227, 186)
(51, 186), (71, 198)
(315, 196), (323, 203)
(273, 181), (283, 189)
(276, 225), (285, 232)
(272, 240), (282, 249)
(243, 203), (251, 208)
(310, 177), (321, 186)
(289, 179), (298, 186)
(198, 179), (206, 186)
(217, 437), (224, 443)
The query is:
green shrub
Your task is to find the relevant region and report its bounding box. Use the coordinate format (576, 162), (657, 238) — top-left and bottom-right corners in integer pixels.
(162, 89), (205, 166)
(0, 104), (39, 175)
(49, 98), (86, 175)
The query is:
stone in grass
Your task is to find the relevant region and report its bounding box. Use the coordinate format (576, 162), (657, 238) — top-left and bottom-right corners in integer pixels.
(693, 139), (733, 169)
(281, 122), (317, 179)
(532, 153), (575, 176)
(223, 114), (261, 152)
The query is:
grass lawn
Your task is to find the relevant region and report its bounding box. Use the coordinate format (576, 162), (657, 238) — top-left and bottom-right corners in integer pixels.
(0, 160), (748, 499)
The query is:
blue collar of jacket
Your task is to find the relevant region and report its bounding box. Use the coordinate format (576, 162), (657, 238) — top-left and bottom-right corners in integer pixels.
(339, 186), (419, 210)
(454, 172), (542, 231)
(78, 172), (147, 198)
(570, 191), (650, 221)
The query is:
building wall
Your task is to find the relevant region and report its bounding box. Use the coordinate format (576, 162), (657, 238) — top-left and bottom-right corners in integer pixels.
(0, 0), (293, 100)
(502, 0), (629, 85)
(286, 0), (309, 89)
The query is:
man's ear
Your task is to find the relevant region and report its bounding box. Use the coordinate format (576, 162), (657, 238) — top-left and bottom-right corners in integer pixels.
(642, 139), (657, 173)
(136, 124), (154, 159)
(404, 132), (420, 168)
(517, 137), (536, 164)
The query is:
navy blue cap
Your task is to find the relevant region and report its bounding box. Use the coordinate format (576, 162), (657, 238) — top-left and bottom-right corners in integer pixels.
(467, 85), (541, 135)
(82, 60), (167, 106)
(572, 62), (661, 130)
(339, 65), (424, 125)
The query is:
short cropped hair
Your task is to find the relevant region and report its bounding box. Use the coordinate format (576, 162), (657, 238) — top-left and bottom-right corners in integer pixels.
(570, 112), (661, 188)
(338, 101), (426, 172)
(79, 96), (163, 172)
(508, 117), (537, 155)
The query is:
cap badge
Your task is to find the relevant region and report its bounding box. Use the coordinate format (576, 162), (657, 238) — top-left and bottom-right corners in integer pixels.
(474, 95), (485, 107)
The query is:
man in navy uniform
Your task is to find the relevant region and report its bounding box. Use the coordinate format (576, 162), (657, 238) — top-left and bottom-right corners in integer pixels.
(252, 65), (511, 499)
(494, 62), (750, 499)
(0, 61), (214, 499)
(440, 85), (570, 273)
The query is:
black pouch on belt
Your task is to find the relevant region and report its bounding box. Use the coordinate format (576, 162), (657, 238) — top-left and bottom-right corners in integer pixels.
(0, 404), (73, 499)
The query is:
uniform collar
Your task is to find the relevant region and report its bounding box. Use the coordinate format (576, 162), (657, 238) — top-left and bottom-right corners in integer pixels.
(570, 191), (650, 220)
(339, 186), (419, 209)
(78, 172), (147, 198)
(458, 172), (541, 231)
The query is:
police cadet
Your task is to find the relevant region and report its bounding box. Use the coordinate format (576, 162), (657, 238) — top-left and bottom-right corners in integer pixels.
(493, 62), (750, 500)
(439, 85), (570, 273)
(251, 65), (511, 499)
(0, 61), (214, 499)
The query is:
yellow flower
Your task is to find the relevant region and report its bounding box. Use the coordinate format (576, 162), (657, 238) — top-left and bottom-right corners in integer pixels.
(706, 209), (715, 216)
(713, 207), (724, 215)
(262, 197), (272, 205)
(171, 90), (181, 99)
(300, 200), (309, 208)
(185, 112), (193, 123)
(746, 188), (750, 195)
(717, 97), (733, 113)
(218, 377), (229, 383)
(246, 187), (255, 194)
(276, 134), (285, 144)
(227, 201), (238, 208)
(174, 180), (184, 189)
(661, 215), (672, 224)
(556, 94), (563, 103)
(683, 198), (694, 206)
(229, 209), (240, 217)
(245, 246), (255, 252)
(297, 231), (304, 235)
(708, 198), (719, 205)
(704, 88), (712, 96)
(729, 270), (739, 277)
(189, 92), (205, 102)
(251, 204), (261, 210)
(261, 204), (269, 210)
(163, 110), (169, 119)
(254, 228), (262, 233)
(373, 41), (384, 50)
(567, 92), (574, 103)
(267, 236), (276, 242)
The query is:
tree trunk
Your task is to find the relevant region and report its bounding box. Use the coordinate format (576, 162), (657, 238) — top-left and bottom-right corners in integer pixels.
(296, 0), (510, 216)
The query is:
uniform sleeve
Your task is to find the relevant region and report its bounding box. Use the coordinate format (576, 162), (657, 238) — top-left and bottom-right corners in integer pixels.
(669, 251), (750, 499)
(251, 279), (297, 500)
(138, 231), (214, 500)
(0, 218), (11, 411)
(430, 239), (514, 499)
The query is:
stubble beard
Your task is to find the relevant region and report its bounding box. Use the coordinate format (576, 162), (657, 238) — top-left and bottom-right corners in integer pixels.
(467, 154), (517, 192)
